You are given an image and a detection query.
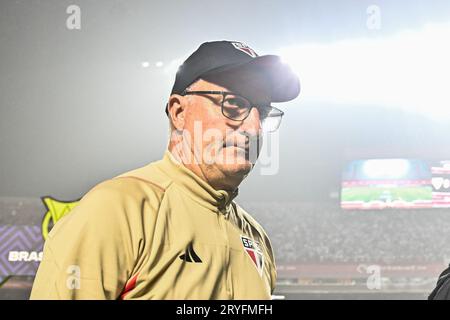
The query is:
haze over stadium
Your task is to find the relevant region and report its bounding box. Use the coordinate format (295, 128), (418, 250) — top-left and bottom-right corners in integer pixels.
(1, 0), (450, 299)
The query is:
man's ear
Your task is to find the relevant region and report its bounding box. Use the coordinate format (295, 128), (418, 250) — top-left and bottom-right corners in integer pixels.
(167, 94), (186, 131)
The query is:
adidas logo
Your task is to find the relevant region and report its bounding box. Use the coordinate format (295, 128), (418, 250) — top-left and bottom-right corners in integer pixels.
(179, 243), (202, 263)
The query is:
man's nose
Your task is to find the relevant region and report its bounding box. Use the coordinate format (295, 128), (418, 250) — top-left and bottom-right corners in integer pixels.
(239, 107), (262, 135)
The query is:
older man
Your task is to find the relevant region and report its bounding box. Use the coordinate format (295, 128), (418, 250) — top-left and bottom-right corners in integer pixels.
(30, 40), (300, 299)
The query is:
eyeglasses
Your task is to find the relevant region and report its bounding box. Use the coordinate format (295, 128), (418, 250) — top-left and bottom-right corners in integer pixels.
(181, 90), (284, 133)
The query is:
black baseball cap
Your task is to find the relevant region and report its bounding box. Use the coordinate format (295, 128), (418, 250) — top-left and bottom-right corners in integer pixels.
(166, 40), (300, 114)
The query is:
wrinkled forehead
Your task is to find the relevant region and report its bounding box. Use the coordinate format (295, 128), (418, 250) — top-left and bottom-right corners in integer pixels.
(199, 72), (272, 105)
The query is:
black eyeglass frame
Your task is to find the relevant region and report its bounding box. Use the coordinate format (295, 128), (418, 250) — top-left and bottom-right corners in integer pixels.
(181, 90), (284, 130)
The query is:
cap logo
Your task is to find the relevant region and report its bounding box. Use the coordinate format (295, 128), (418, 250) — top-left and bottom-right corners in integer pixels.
(231, 42), (258, 58)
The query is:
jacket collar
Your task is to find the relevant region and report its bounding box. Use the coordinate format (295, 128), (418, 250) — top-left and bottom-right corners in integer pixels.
(159, 150), (239, 212)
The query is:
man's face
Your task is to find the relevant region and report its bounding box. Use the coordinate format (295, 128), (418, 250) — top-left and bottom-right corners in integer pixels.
(177, 78), (271, 190)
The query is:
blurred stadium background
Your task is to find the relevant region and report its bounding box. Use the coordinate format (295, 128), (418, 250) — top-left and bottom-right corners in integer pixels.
(2, 198), (450, 299)
(1, 0), (450, 299)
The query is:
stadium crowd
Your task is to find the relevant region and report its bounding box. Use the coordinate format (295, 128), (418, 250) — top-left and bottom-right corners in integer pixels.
(2, 197), (450, 265)
(243, 202), (450, 265)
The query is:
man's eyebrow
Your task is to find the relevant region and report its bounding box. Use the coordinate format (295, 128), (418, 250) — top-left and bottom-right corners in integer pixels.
(195, 92), (222, 104)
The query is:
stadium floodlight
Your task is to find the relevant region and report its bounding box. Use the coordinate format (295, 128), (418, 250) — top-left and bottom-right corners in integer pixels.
(277, 22), (450, 122)
(362, 159), (410, 179)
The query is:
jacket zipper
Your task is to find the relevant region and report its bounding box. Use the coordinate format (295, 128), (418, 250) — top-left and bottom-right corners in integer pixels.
(218, 210), (232, 298)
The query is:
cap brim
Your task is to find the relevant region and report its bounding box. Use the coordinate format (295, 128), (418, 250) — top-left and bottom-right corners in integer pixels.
(200, 55), (300, 103)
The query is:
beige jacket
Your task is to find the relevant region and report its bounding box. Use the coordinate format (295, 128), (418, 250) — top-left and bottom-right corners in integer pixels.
(30, 151), (276, 299)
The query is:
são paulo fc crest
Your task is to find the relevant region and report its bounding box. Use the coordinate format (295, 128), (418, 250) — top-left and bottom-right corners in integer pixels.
(240, 235), (264, 276)
(231, 42), (258, 58)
